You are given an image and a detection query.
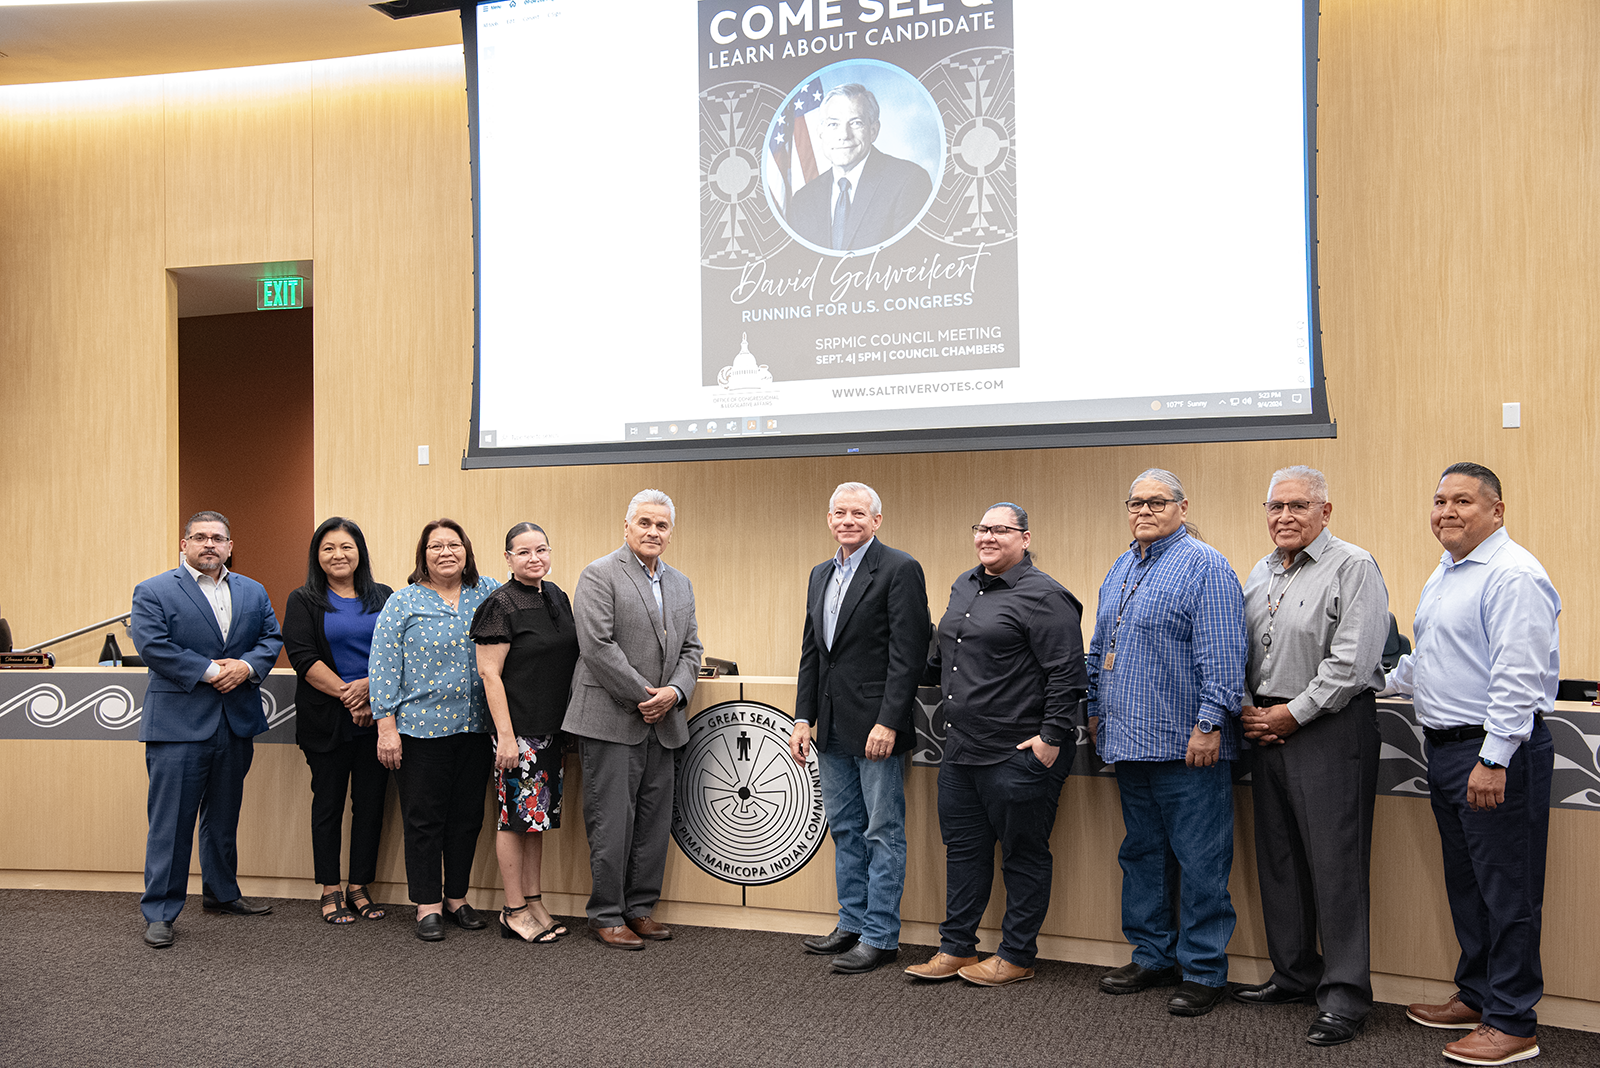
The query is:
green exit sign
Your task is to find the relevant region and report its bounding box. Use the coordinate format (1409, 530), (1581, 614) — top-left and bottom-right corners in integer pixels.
(257, 277), (305, 310)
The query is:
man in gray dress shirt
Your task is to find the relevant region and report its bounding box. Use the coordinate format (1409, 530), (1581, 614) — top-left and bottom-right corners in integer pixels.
(1232, 467), (1389, 1047)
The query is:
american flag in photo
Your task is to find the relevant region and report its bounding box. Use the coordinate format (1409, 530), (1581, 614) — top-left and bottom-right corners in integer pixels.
(767, 77), (825, 214)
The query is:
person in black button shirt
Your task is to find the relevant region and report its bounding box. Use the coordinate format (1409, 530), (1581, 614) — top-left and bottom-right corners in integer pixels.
(471, 522), (581, 943)
(906, 503), (1089, 987)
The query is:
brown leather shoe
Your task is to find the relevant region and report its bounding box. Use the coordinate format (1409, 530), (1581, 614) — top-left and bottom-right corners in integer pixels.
(592, 924), (645, 950)
(957, 955), (1035, 987)
(1442, 1025), (1539, 1065)
(904, 952), (981, 981)
(626, 915), (672, 941)
(1407, 992), (1483, 1030)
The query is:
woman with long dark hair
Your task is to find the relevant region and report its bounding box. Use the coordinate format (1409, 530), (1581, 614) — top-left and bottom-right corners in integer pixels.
(369, 519), (500, 941)
(471, 522), (580, 943)
(283, 517), (394, 924)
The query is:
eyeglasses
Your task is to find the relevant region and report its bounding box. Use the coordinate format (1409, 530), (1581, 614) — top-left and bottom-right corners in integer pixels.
(184, 534), (231, 545)
(426, 542), (465, 555)
(1263, 500), (1322, 517)
(972, 524), (1025, 537)
(1126, 498), (1180, 514)
(508, 547), (551, 560)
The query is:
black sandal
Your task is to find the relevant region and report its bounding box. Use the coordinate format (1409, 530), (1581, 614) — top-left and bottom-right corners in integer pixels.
(527, 894), (568, 938)
(346, 884), (385, 921)
(320, 890), (356, 925)
(499, 904), (560, 944)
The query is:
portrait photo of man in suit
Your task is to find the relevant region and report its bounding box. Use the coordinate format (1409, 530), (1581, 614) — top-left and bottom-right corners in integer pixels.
(130, 510), (284, 948)
(790, 482), (929, 974)
(786, 83), (936, 252)
(563, 489), (703, 950)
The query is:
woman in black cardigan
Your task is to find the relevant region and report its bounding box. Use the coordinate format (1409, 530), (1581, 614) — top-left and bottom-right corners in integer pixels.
(283, 517), (394, 924)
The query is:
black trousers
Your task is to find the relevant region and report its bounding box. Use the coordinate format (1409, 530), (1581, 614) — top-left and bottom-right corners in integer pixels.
(1427, 719), (1554, 1037)
(394, 731), (493, 905)
(1249, 691), (1380, 1019)
(302, 733), (390, 887)
(936, 746), (1072, 968)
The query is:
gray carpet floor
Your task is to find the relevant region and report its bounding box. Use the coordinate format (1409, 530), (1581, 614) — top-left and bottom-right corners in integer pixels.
(2, 890), (1596, 1067)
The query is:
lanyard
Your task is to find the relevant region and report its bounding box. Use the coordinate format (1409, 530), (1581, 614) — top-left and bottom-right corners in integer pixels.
(1260, 558), (1306, 648)
(1103, 554), (1153, 671)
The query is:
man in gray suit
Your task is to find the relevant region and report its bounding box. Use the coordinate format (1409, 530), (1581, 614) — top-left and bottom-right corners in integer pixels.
(564, 489), (703, 949)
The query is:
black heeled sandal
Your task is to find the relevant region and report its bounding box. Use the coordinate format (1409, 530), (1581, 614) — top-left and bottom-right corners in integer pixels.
(346, 884), (385, 921)
(526, 894), (568, 938)
(320, 890), (356, 925)
(500, 903), (560, 944)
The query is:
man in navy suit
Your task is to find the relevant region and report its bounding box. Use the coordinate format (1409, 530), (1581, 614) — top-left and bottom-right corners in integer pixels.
(786, 84), (935, 251)
(130, 511), (283, 947)
(790, 482), (929, 973)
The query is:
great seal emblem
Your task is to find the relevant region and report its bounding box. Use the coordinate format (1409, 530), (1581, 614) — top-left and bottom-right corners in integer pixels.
(671, 701), (827, 886)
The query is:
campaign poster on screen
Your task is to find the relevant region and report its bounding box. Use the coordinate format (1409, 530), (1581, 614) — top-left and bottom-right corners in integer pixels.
(698, 1), (1017, 390)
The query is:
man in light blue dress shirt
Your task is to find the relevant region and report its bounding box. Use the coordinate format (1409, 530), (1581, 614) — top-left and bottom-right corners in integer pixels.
(1385, 463), (1559, 1067)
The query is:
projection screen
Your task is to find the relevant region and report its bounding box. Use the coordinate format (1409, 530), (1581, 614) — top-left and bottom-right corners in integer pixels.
(462, 0), (1332, 468)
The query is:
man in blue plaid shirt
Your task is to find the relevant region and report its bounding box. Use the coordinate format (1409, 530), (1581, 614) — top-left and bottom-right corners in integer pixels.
(1087, 468), (1249, 1018)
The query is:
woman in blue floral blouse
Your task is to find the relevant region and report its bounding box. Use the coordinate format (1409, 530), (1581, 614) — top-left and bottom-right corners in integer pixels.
(370, 518), (499, 942)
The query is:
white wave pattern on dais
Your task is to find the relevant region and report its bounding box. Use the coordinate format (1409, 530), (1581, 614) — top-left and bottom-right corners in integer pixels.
(0, 684), (141, 729)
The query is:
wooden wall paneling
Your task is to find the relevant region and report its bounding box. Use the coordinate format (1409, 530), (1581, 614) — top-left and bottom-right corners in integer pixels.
(1038, 776), (1130, 946)
(1317, 0), (1600, 677)
(0, 76), (175, 667)
(1369, 796), (1460, 982)
(309, 46), (482, 587)
(0, 740), (148, 873)
(898, 766), (947, 925)
(1544, 810), (1600, 1000)
(234, 743), (315, 880)
(162, 63), (314, 268)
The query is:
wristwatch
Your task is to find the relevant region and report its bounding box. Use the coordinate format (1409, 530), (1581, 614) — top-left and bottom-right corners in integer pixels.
(1478, 756), (1503, 769)
(1197, 720), (1217, 734)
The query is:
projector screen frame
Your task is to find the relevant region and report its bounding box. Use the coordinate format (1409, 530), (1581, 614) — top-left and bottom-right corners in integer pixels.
(457, 1), (1333, 471)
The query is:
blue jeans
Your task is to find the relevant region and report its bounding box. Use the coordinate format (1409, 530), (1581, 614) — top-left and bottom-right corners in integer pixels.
(817, 738), (907, 950)
(937, 746), (1072, 968)
(1114, 759), (1237, 986)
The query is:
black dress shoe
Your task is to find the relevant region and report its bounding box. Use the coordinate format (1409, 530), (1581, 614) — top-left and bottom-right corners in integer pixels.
(802, 926), (859, 955)
(144, 921), (174, 948)
(201, 896), (272, 916)
(1307, 1012), (1365, 1046)
(415, 914), (446, 942)
(830, 942), (898, 974)
(1168, 980), (1228, 1016)
(1099, 961), (1180, 994)
(444, 903), (487, 930)
(1232, 980), (1316, 1006)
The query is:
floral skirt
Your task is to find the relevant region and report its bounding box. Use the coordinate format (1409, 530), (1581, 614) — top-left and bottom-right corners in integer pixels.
(495, 733), (563, 833)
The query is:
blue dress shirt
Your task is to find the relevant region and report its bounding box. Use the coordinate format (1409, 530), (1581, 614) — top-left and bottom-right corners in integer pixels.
(823, 536), (874, 650)
(1087, 528), (1249, 763)
(1384, 528), (1560, 766)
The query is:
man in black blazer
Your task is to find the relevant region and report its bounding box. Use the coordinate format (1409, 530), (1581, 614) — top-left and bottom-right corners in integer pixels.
(790, 482), (929, 973)
(786, 84), (935, 251)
